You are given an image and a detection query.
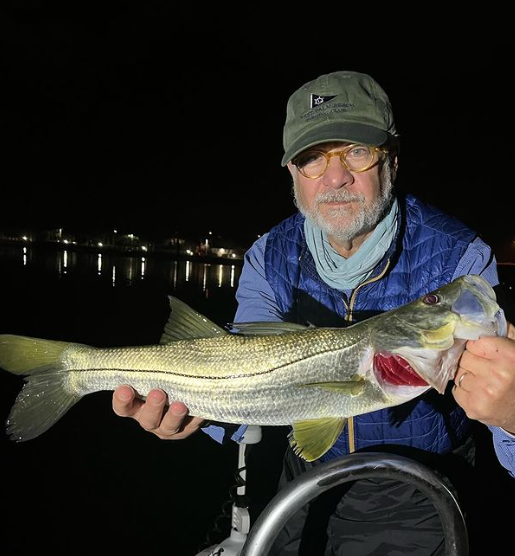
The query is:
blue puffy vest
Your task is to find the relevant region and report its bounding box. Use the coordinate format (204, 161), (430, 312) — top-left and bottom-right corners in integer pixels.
(264, 194), (477, 459)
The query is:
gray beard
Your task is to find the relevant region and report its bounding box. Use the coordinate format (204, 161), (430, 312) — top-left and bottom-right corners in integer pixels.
(292, 161), (395, 242)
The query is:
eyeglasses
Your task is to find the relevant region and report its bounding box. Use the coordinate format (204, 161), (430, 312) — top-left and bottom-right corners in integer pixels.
(293, 144), (388, 179)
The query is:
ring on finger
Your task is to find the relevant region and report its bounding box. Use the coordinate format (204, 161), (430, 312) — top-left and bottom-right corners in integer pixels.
(458, 372), (469, 388)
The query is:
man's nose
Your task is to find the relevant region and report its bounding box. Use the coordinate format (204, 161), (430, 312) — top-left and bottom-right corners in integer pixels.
(321, 157), (354, 189)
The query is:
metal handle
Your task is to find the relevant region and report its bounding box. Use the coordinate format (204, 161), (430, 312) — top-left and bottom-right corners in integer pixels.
(240, 452), (468, 556)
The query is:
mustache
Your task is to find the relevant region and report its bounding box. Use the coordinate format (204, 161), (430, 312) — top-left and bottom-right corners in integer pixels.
(315, 191), (365, 205)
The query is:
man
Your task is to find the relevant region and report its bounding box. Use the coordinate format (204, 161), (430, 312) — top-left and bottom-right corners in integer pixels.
(113, 71), (515, 553)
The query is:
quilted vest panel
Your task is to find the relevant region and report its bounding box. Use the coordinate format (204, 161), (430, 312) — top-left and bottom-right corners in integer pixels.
(264, 194), (477, 458)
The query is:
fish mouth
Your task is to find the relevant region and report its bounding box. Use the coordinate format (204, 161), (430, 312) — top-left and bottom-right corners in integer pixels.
(391, 340), (466, 394)
(453, 305), (507, 340)
(495, 308), (507, 337)
(451, 284), (507, 340)
(373, 352), (429, 388)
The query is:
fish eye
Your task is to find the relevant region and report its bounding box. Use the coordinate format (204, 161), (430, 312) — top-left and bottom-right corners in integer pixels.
(422, 294), (440, 305)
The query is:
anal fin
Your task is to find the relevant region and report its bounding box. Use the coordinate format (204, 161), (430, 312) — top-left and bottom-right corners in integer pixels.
(289, 417), (347, 462)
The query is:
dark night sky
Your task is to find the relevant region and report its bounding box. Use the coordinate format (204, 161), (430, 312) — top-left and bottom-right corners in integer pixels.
(1, 3), (514, 247)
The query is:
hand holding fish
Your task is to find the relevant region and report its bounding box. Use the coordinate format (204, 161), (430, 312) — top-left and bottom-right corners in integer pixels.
(112, 385), (203, 440)
(453, 322), (515, 434)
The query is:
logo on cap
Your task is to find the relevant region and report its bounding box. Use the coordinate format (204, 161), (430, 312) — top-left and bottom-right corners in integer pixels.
(310, 94), (336, 109)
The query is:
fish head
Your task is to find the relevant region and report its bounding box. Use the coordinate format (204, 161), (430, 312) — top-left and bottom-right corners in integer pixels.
(370, 275), (506, 394)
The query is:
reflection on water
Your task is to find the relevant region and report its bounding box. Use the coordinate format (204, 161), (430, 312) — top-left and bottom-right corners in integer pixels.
(2, 244), (242, 292)
(203, 263), (208, 290)
(171, 260), (178, 288)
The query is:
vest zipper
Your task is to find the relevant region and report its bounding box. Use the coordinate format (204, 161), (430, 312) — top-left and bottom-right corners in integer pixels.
(348, 416), (356, 453)
(344, 259), (391, 453)
(344, 258), (391, 323)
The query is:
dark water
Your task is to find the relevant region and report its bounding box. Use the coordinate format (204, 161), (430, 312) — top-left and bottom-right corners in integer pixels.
(1, 244), (515, 555)
(0, 244), (287, 556)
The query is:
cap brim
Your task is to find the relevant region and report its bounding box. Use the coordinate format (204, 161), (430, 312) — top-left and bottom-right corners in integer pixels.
(281, 122), (388, 166)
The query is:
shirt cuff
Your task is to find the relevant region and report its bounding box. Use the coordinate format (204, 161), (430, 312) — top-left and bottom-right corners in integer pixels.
(201, 422), (247, 444)
(499, 427), (515, 439)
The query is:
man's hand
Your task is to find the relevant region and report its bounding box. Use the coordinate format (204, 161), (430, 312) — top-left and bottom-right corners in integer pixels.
(112, 385), (205, 440)
(453, 323), (515, 434)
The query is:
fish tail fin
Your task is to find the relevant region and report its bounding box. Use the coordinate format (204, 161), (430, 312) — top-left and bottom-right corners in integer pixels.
(0, 334), (70, 374)
(7, 369), (81, 442)
(0, 335), (81, 442)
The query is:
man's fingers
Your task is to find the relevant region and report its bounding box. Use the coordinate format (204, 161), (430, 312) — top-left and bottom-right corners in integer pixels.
(138, 389), (168, 431)
(178, 416), (206, 437)
(157, 401), (188, 435)
(113, 385), (140, 417)
(465, 336), (515, 362)
(453, 370), (474, 392)
(156, 402), (205, 439)
(112, 388), (202, 440)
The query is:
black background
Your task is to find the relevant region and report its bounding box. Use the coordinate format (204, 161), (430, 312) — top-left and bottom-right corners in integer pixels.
(1, 3), (514, 250)
(1, 5), (515, 555)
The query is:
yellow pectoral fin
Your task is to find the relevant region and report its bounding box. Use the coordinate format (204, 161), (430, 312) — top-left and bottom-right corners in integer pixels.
(303, 379), (366, 396)
(289, 417), (347, 462)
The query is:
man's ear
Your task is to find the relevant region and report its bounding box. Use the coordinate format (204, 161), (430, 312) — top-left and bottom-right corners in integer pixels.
(286, 161), (296, 178)
(391, 155), (399, 182)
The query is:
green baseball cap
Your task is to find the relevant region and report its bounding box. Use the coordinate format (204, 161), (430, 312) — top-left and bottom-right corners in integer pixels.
(282, 70), (397, 166)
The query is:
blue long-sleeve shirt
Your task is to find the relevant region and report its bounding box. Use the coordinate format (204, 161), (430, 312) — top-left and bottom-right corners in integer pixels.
(489, 426), (515, 478)
(203, 234), (515, 478)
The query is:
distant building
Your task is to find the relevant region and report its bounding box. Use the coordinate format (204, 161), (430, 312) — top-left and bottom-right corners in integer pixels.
(196, 234), (245, 260)
(0, 226), (248, 260)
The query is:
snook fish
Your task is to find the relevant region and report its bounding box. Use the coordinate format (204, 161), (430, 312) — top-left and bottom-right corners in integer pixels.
(0, 274), (506, 461)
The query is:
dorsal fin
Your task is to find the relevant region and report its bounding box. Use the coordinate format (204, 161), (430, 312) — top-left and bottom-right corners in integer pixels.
(159, 296), (228, 344)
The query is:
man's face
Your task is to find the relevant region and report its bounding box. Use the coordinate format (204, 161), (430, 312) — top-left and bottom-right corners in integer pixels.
(287, 142), (395, 243)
